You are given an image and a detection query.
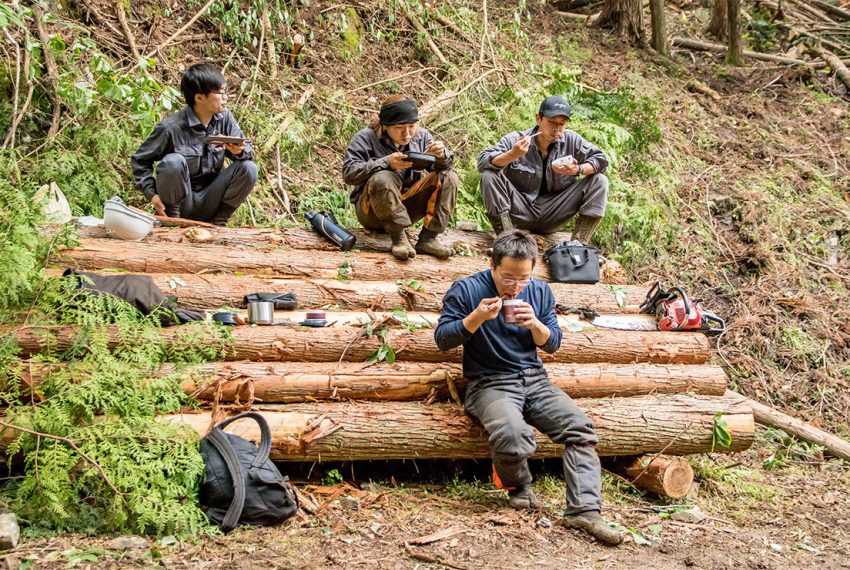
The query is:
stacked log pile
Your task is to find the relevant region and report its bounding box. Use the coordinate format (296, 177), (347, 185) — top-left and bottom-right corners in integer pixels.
(10, 226), (755, 497)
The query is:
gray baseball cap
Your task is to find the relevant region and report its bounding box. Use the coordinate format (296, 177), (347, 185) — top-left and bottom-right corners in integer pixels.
(538, 95), (571, 118)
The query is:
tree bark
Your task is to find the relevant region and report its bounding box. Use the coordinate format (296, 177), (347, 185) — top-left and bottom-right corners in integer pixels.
(706, 0), (729, 40)
(729, 390), (850, 461)
(595, 0), (645, 43)
(24, 361), (727, 402)
(649, 0), (669, 55)
(73, 226), (571, 256)
(45, 270), (650, 314)
(726, 0), (744, 65)
(155, 394), (754, 460)
(605, 455), (694, 498)
(9, 324), (712, 364)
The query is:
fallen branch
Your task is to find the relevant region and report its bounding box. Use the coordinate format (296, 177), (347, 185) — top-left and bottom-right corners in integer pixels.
(262, 6), (278, 79)
(728, 390), (850, 461)
(810, 0), (850, 20)
(806, 42), (850, 91)
(153, 215), (216, 228)
(347, 67), (441, 93)
(33, 6), (62, 139)
(143, 0), (216, 61)
(114, 1), (140, 61)
(671, 36), (822, 66)
(555, 10), (601, 24)
(401, 4), (449, 67)
(430, 10), (477, 45)
(261, 86), (314, 154)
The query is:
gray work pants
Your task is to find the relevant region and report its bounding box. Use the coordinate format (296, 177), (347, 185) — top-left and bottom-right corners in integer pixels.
(155, 154), (258, 222)
(480, 169), (608, 234)
(464, 367), (602, 515)
(355, 169), (458, 234)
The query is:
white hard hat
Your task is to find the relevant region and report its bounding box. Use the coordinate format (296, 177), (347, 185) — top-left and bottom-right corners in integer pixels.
(103, 196), (156, 241)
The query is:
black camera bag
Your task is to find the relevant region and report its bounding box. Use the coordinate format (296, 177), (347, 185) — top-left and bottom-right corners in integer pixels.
(544, 243), (601, 284)
(199, 412), (299, 533)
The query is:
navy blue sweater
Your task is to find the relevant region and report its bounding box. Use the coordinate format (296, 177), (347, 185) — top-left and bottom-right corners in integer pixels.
(434, 270), (562, 379)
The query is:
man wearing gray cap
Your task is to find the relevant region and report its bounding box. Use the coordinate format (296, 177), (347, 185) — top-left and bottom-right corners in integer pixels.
(477, 96), (609, 243)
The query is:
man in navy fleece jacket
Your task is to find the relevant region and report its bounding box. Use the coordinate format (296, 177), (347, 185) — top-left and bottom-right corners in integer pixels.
(434, 230), (622, 546)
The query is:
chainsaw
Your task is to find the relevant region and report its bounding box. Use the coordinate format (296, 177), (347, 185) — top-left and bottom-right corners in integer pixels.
(639, 281), (726, 336)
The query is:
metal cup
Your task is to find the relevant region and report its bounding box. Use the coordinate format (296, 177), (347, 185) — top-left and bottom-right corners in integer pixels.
(247, 301), (275, 325)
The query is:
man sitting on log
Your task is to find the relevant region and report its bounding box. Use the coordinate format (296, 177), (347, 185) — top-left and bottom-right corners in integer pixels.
(434, 230), (623, 546)
(131, 63), (258, 226)
(477, 96), (609, 243)
(342, 95), (458, 260)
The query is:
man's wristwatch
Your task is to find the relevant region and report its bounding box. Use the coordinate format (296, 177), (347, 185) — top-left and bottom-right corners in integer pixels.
(575, 163), (584, 176)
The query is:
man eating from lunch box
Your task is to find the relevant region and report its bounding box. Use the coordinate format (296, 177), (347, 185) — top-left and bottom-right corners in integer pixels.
(434, 230), (623, 546)
(477, 96), (609, 244)
(342, 95), (458, 260)
(131, 63), (257, 225)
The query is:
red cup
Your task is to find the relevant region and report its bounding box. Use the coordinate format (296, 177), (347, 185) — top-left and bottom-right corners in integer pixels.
(502, 299), (523, 324)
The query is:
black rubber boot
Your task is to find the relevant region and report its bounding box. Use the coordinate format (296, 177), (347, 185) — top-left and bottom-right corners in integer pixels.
(488, 213), (514, 236)
(210, 204), (238, 227)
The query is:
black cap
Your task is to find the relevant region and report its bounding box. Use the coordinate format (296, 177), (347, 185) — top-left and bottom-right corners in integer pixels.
(538, 95), (571, 118)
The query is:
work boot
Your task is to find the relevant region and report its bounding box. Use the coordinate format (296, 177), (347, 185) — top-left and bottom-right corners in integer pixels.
(488, 213), (514, 236)
(210, 204), (238, 227)
(508, 487), (541, 511)
(562, 510), (623, 546)
(165, 205), (181, 218)
(388, 228), (415, 260)
(416, 229), (453, 260)
(572, 215), (602, 245)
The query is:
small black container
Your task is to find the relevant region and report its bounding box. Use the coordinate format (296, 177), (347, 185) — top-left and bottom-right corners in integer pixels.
(305, 210), (356, 251)
(212, 311), (238, 326)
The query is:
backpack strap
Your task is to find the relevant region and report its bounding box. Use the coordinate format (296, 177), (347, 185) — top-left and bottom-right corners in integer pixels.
(206, 428), (247, 533)
(216, 411), (273, 478)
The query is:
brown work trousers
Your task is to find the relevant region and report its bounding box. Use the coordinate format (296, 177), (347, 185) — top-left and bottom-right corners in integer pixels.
(355, 169), (458, 234)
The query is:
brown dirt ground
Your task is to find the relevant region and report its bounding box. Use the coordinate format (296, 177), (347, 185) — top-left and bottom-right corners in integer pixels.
(4, 448), (850, 569)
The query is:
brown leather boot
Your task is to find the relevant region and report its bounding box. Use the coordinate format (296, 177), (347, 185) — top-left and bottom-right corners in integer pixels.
(562, 510), (623, 546)
(387, 227), (414, 260)
(416, 229), (453, 259)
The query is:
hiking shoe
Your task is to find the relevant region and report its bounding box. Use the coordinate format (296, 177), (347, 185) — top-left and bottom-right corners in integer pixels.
(508, 487), (541, 511)
(389, 231), (415, 260)
(416, 230), (453, 259)
(562, 511), (623, 546)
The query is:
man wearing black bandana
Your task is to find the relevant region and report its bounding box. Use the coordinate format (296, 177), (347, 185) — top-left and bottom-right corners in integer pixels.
(342, 96), (458, 260)
(478, 96), (609, 244)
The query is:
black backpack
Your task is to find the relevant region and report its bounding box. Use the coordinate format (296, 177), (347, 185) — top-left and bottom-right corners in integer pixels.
(199, 412), (299, 533)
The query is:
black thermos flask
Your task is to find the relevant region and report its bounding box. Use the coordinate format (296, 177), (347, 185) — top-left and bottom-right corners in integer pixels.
(304, 210), (356, 251)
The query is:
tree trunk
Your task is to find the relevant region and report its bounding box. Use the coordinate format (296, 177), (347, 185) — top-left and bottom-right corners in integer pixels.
(726, 0), (744, 65)
(24, 361), (727, 402)
(595, 0), (645, 43)
(46, 270), (650, 314)
(9, 324), (712, 364)
(729, 390), (850, 461)
(73, 226), (572, 256)
(706, 0), (729, 41)
(649, 0), (669, 55)
(605, 455), (694, 498)
(155, 394), (754, 460)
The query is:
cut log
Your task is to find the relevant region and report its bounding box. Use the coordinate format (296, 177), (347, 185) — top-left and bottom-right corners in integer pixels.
(729, 390), (850, 461)
(605, 455), (695, 499)
(56, 238), (500, 282)
(806, 44), (850, 92)
(44, 271), (651, 314)
(22, 361), (728, 401)
(154, 394), (754, 460)
(8, 324), (712, 364)
(73, 225), (548, 254)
